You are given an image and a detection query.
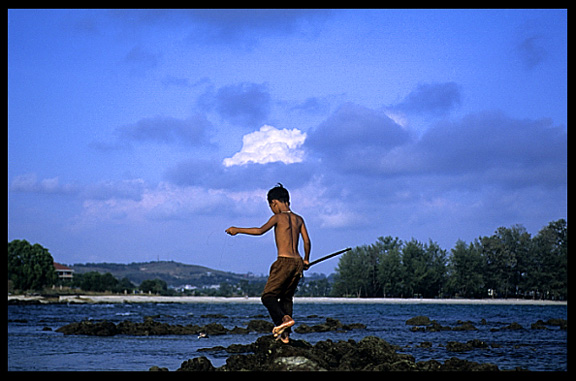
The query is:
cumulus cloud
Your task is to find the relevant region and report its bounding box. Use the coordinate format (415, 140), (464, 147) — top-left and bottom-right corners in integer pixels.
(223, 125), (307, 167)
(306, 102), (412, 175)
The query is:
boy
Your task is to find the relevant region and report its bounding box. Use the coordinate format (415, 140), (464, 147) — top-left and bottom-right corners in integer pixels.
(225, 183), (311, 343)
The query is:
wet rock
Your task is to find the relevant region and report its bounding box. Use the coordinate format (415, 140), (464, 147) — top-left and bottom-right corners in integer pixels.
(148, 365), (168, 371)
(546, 318), (567, 330)
(446, 341), (473, 352)
(185, 335), (502, 372)
(468, 339), (489, 349)
(270, 356), (327, 371)
(531, 320), (549, 330)
(426, 320), (451, 332)
(442, 357), (499, 371)
(201, 314), (228, 319)
(56, 320), (118, 336)
(201, 323), (228, 336)
(407, 316), (452, 332)
(453, 321), (477, 331)
(406, 316), (432, 325)
(294, 317), (366, 334)
(446, 339), (489, 352)
(56, 318), (277, 336)
(177, 357), (216, 372)
(491, 322), (524, 332)
(228, 326), (250, 334)
(246, 319), (274, 333)
(416, 359), (443, 371)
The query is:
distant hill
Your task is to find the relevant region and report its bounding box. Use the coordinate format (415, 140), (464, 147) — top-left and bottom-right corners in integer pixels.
(72, 260), (265, 287)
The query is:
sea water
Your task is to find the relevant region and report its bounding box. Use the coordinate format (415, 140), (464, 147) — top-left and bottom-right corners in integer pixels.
(7, 301), (567, 371)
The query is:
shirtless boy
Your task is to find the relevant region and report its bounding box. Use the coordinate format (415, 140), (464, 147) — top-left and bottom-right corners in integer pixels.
(225, 184), (311, 343)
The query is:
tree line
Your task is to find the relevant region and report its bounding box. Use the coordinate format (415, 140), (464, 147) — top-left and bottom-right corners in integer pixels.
(331, 219), (567, 300)
(8, 219), (566, 299)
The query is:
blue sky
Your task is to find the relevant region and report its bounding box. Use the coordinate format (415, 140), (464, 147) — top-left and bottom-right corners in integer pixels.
(8, 9), (567, 275)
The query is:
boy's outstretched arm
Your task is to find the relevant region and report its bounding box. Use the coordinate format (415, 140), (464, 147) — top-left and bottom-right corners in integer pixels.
(226, 215), (277, 236)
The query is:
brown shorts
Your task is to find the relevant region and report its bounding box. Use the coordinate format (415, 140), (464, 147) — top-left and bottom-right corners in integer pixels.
(262, 256), (304, 298)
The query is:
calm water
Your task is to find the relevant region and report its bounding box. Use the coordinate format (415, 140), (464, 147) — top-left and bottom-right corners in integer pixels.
(8, 301), (567, 371)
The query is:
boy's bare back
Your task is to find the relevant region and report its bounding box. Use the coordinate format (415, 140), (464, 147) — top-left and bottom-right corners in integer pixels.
(273, 212), (306, 259)
(225, 200), (311, 266)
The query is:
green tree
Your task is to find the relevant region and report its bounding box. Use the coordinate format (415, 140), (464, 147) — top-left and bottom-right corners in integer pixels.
(480, 225), (531, 297)
(401, 239), (446, 298)
(446, 239), (486, 298)
(74, 271), (120, 292)
(8, 239), (57, 291)
(375, 236), (405, 297)
(531, 219), (567, 299)
(140, 278), (168, 295)
(332, 245), (380, 297)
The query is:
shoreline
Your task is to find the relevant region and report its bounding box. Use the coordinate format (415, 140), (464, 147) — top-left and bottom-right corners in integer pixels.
(8, 294), (567, 306)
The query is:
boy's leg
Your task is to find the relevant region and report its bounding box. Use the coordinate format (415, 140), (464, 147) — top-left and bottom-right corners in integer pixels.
(261, 258), (292, 326)
(278, 258), (304, 333)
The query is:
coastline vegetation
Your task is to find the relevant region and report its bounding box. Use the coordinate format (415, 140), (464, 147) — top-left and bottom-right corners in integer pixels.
(8, 219), (566, 300)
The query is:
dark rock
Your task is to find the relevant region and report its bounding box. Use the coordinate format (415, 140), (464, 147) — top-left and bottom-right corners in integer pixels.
(446, 341), (473, 352)
(502, 322), (524, 330)
(56, 320), (118, 336)
(229, 326), (250, 334)
(201, 314), (228, 319)
(183, 334), (501, 371)
(294, 323), (314, 333)
(406, 315), (432, 325)
(201, 323), (228, 336)
(446, 339), (489, 352)
(468, 339), (489, 349)
(491, 322), (524, 332)
(294, 318), (365, 333)
(177, 357), (216, 372)
(442, 357), (499, 371)
(546, 318), (567, 330)
(453, 321), (477, 331)
(344, 322), (367, 330)
(56, 317), (365, 337)
(269, 356), (327, 371)
(149, 365), (167, 371)
(416, 359), (443, 371)
(426, 320), (451, 332)
(531, 320), (549, 330)
(246, 319), (274, 333)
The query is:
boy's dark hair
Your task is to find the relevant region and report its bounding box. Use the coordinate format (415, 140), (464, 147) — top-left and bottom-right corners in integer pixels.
(267, 183), (290, 204)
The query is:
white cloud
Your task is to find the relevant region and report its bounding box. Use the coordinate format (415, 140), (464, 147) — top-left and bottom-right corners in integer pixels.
(223, 125), (306, 167)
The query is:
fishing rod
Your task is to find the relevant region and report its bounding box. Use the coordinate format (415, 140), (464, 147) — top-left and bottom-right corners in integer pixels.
(305, 247), (352, 269)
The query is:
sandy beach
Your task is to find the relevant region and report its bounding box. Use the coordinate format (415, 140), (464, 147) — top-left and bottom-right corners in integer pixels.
(8, 294), (567, 305)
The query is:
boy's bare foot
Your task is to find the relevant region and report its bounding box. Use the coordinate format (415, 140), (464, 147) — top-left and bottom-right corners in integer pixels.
(278, 331), (290, 343)
(272, 315), (295, 338)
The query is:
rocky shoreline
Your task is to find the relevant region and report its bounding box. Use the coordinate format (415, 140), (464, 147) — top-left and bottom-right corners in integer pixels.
(52, 314), (566, 371)
(153, 335), (506, 371)
(55, 317), (365, 337)
(8, 294), (568, 305)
